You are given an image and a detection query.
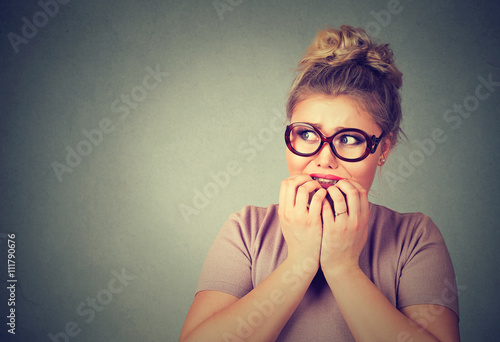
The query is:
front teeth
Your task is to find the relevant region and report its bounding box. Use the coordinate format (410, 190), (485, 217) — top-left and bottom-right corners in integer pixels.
(312, 176), (338, 185)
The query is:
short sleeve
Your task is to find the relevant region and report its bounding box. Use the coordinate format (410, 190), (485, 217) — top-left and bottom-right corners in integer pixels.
(195, 209), (254, 298)
(397, 214), (460, 319)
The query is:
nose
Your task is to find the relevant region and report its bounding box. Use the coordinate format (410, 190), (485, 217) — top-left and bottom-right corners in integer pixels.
(313, 143), (339, 169)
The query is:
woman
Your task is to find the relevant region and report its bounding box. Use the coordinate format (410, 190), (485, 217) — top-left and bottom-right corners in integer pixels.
(180, 25), (460, 341)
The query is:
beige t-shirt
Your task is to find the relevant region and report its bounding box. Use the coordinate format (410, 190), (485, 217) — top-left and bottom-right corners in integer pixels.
(196, 203), (459, 341)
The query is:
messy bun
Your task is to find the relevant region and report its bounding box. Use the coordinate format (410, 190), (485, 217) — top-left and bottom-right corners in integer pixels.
(287, 25), (404, 149)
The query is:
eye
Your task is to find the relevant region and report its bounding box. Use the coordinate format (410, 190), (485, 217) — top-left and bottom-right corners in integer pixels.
(297, 129), (319, 142)
(338, 134), (364, 146)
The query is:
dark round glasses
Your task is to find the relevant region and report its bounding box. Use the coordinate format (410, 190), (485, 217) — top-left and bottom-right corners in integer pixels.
(285, 122), (384, 162)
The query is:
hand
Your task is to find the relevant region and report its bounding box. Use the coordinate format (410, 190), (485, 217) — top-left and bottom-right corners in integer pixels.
(319, 179), (370, 278)
(278, 174), (327, 265)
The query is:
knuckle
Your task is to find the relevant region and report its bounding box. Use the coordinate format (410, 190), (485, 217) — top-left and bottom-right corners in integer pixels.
(297, 186), (309, 194)
(301, 181), (314, 190)
(301, 182), (312, 190)
(346, 188), (358, 196)
(280, 211), (291, 224)
(310, 193), (323, 204)
(331, 193), (344, 202)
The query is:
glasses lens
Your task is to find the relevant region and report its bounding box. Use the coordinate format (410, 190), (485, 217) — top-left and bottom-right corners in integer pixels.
(289, 125), (321, 155)
(333, 130), (368, 160)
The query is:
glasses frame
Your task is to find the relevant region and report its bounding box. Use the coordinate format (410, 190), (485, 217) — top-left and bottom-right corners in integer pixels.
(285, 122), (384, 162)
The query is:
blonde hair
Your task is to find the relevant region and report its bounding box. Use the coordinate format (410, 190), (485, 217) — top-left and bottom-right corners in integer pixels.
(286, 25), (404, 149)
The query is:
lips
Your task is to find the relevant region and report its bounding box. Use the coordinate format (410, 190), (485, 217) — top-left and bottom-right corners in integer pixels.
(310, 173), (345, 188)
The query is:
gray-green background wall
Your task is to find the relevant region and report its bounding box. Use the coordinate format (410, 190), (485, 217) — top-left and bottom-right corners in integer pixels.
(1, 0), (499, 340)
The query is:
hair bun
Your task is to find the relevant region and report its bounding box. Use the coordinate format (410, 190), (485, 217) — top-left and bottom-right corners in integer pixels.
(287, 25), (405, 149)
(299, 25), (402, 88)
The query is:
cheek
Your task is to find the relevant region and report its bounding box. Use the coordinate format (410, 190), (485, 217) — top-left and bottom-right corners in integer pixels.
(347, 158), (379, 189)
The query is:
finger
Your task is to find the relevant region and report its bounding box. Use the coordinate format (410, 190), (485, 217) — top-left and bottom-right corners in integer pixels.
(333, 179), (361, 217)
(279, 178), (291, 217)
(321, 197), (335, 226)
(280, 174), (316, 215)
(327, 185), (348, 219)
(280, 174), (308, 210)
(309, 188), (327, 218)
(295, 180), (323, 210)
(346, 180), (369, 216)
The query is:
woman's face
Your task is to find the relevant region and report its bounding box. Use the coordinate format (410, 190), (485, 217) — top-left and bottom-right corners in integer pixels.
(286, 94), (389, 192)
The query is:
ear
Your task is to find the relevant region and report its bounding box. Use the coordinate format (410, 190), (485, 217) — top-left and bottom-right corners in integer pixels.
(378, 133), (393, 166)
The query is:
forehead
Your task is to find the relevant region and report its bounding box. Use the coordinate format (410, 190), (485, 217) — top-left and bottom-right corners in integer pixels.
(291, 95), (381, 135)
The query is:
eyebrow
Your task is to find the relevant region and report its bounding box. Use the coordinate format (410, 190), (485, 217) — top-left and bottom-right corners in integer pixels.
(306, 122), (348, 133)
